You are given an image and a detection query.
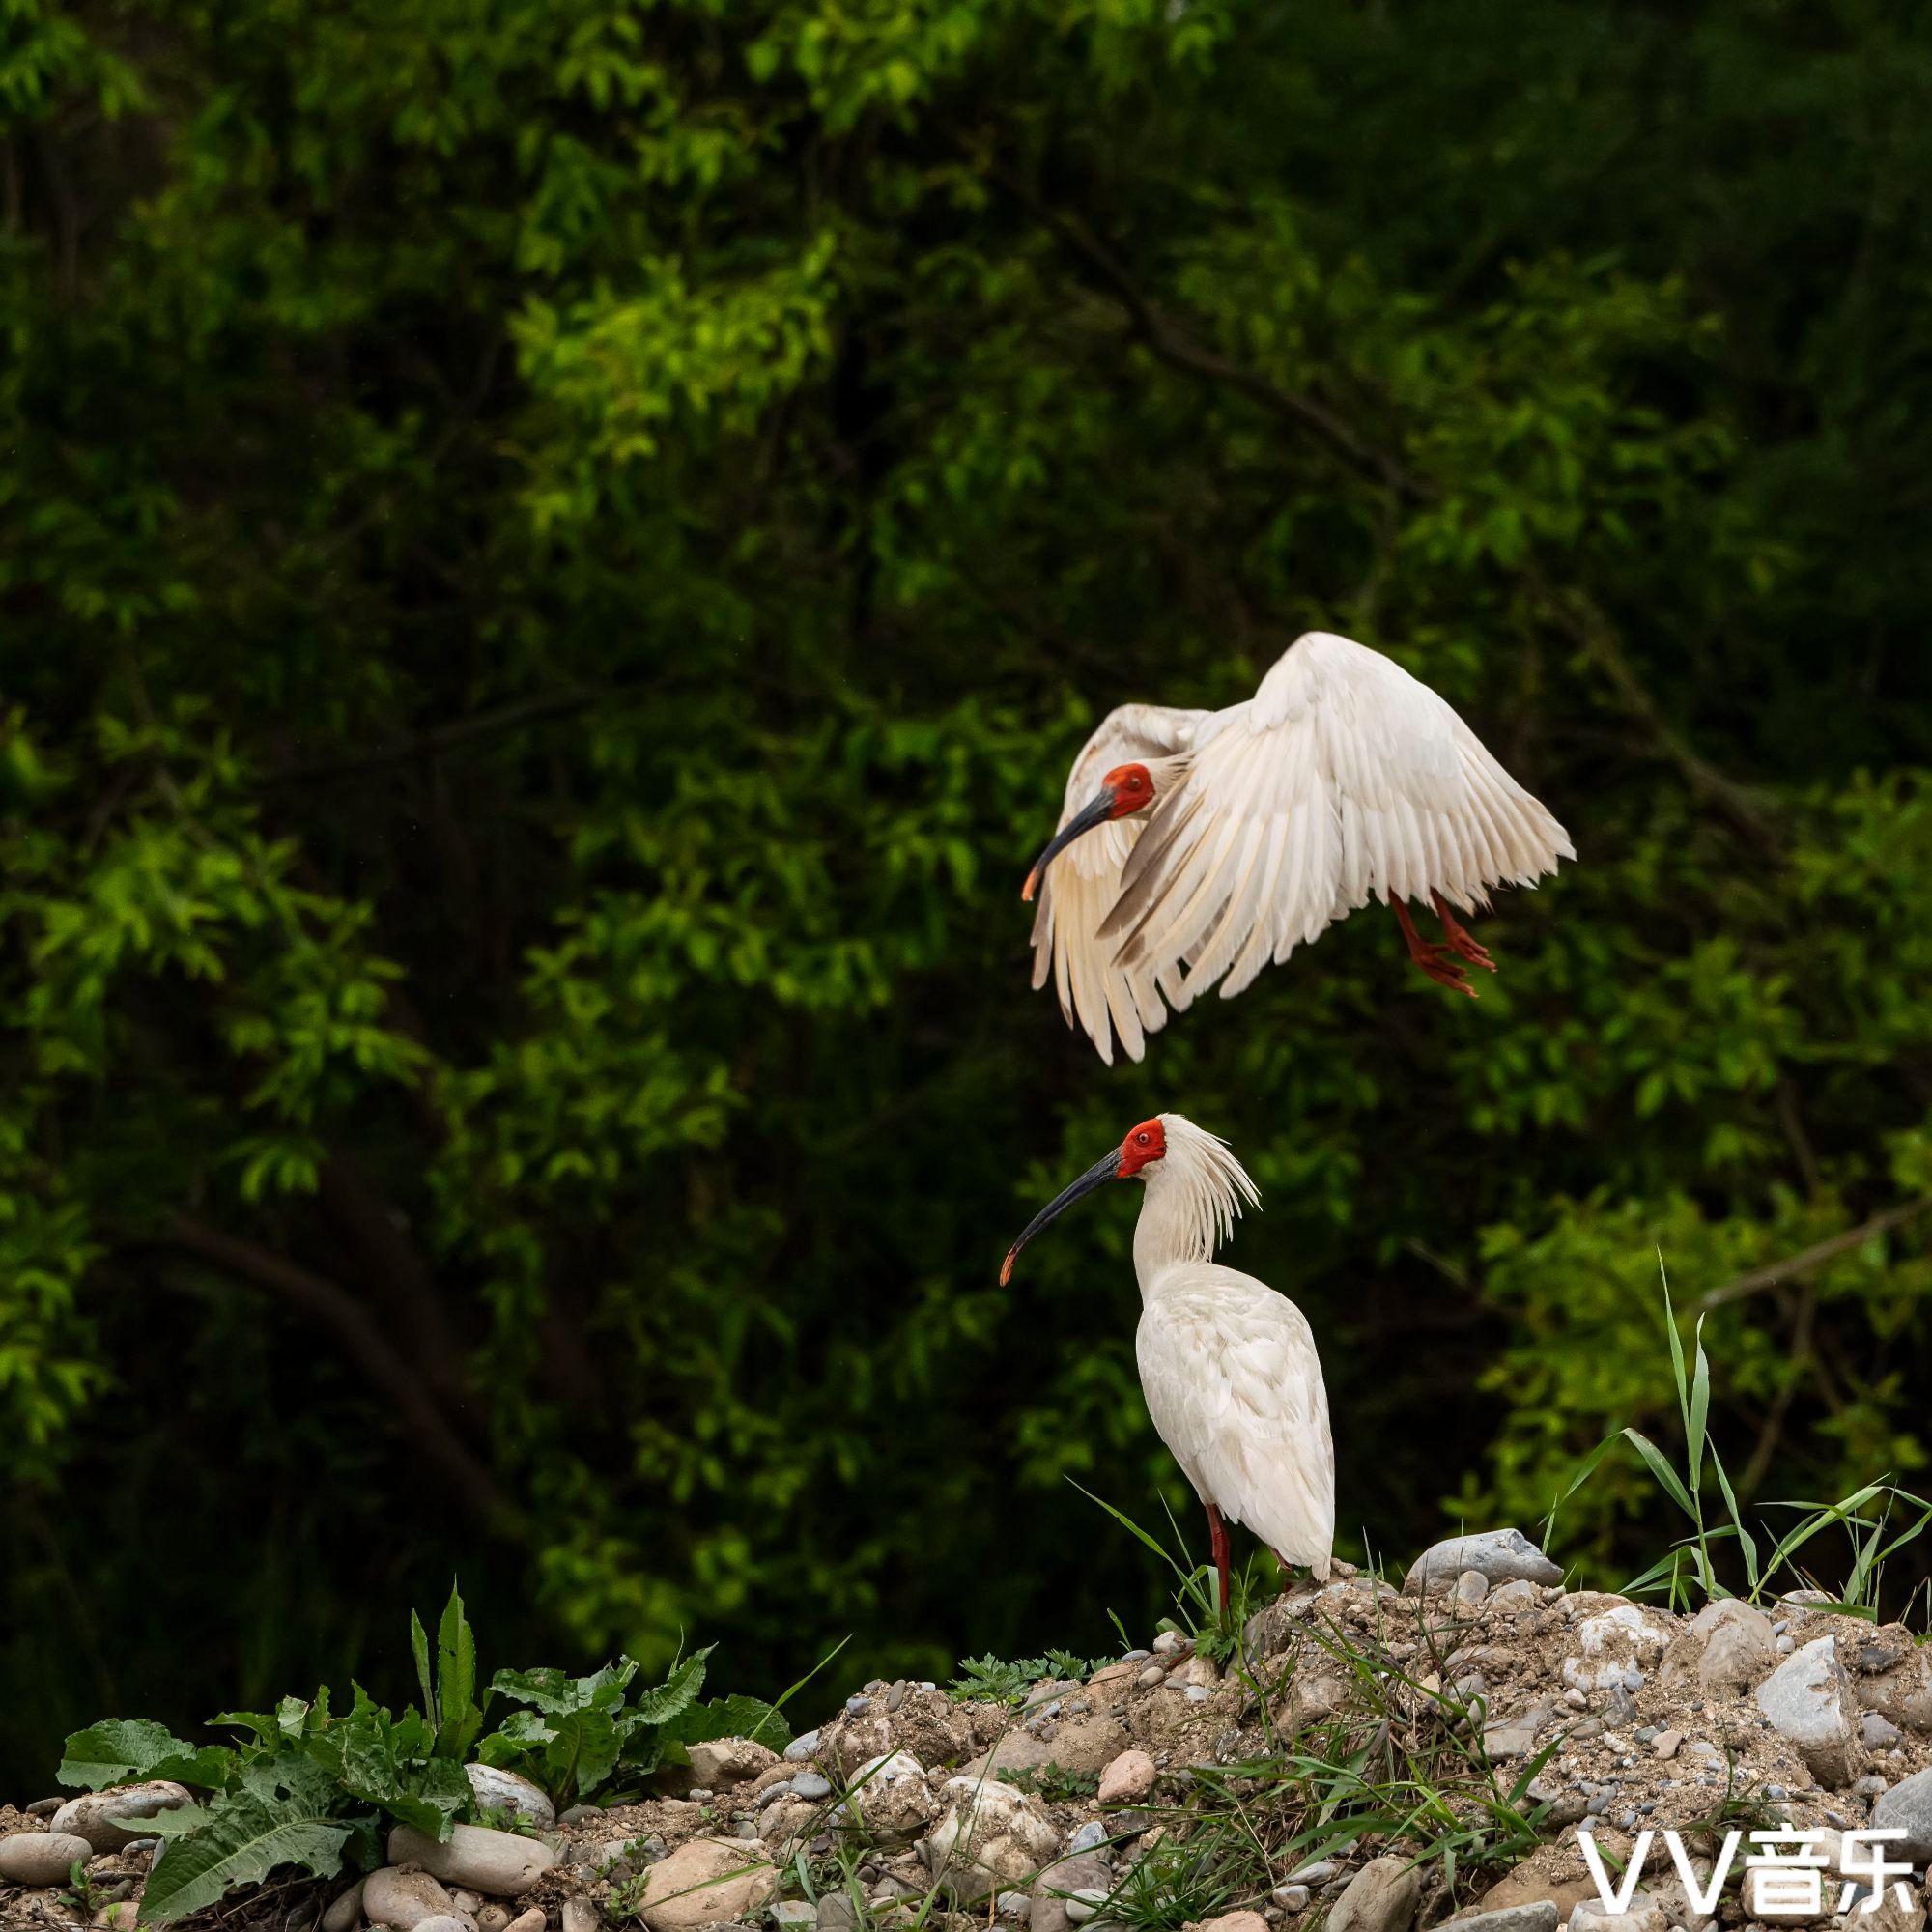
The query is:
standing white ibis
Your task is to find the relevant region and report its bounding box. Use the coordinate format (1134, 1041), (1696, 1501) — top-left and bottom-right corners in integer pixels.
(1023, 632), (1575, 1063)
(1000, 1112), (1333, 1611)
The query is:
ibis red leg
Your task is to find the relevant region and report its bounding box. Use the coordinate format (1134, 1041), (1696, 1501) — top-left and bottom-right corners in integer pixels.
(1392, 897), (1476, 998)
(1431, 890), (1496, 974)
(1205, 1501), (1232, 1622)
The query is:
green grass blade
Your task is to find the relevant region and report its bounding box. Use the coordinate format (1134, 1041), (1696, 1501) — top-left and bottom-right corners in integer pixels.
(1624, 1429), (1697, 1518)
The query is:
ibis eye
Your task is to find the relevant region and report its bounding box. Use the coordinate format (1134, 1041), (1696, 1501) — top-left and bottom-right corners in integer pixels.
(1137, 1132), (1150, 1145)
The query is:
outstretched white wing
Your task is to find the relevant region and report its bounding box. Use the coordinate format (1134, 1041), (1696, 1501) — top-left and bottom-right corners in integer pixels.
(1137, 1267), (1335, 1577)
(1102, 633), (1573, 1007)
(1028, 702), (1207, 1064)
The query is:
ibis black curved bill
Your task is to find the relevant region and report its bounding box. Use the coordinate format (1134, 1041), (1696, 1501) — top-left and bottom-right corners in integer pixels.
(999, 1150), (1122, 1284)
(1020, 790), (1115, 903)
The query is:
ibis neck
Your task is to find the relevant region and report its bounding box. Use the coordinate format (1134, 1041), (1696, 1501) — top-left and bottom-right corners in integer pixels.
(1132, 1180), (1213, 1293)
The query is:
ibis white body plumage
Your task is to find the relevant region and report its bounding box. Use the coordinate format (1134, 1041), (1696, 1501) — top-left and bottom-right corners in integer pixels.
(1024, 631), (1575, 1063)
(1002, 1113), (1333, 1604)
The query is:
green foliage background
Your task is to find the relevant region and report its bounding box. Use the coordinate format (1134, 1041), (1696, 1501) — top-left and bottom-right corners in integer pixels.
(5, 0), (1932, 1788)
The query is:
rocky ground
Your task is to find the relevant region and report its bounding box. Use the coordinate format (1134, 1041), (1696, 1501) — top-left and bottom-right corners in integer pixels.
(6, 1530), (1932, 1932)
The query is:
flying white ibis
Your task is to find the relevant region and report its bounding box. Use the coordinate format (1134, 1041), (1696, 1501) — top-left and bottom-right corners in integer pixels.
(1000, 1113), (1333, 1612)
(1022, 631), (1575, 1063)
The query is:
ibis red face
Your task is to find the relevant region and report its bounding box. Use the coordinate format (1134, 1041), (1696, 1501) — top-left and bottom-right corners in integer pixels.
(1020, 764), (1156, 902)
(999, 1118), (1167, 1284)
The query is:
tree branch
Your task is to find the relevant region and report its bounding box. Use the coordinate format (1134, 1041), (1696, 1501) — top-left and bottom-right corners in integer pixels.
(977, 153), (1427, 499)
(258, 687), (608, 788)
(163, 1213), (525, 1537)
(1693, 1199), (1932, 1314)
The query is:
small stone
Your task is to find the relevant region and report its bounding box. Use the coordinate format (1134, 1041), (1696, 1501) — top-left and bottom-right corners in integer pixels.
(1328, 1855), (1422, 1932)
(1064, 1889), (1107, 1922)
(1136, 1666), (1166, 1689)
(816, 1899), (859, 1932)
(560, 1804), (604, 1825)
(1289, 1862), (1337, 1886)
(1854, 1776), (1889, 1800)
(1151, 1632), (1186, 1656)
(1067, 1823), (1109, 1856)
(887, 1683), (909, 1713)
(387, 1823), (557, 1897)
(688, 1788), (714, 1802)
(686, 1739), (781, 1790)
(785, 1731), (822, 1764)
(49, 1783), (194, 1853)
(791, 1772), (833, 1801)
(365, 1867), (463, 1931)
(997, 1892), (1031, 1919)
(1778, 1634), (1796, 1655)
(414, 1919), (473, 1932)
(1455, 1571), (1492, 1606)
(0, 1833), (96, 1888)
(772, 1905), (817, 1929)
(1198, 1915), (1269, 1932)
(633, 1838), (777, 1932)
(845, 1696), (872, 1716)
(1654, 1730), (1684, 1760)
(1450, 1907), (1560, 1932)
(1756, 1636), (1862, 1786)
(25, 1799), (63, 1819)
(504, 1912), (546, 1932)
(322, 1880), (369, 1932)
(1184, 1685), (1211, 1703)
(1490, 1580), (1541, 1613)
(464, 1764), (555, 1832)
(1097, 1750), (1155, 1805)
(1872, 1769), (1932, 1863)
(560, 1900), (600, 1932)
(1273, 1887), (1311, 1914)
(1403, 1529), (1562, 1596)
(476, 1910), (512, 1932)
(1863, 1714), (1903, 1749)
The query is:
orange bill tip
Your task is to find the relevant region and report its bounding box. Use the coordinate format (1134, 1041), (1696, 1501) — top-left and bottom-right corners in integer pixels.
(999, 1252), (1016, 1286)
(1020, 868), (1040, 903)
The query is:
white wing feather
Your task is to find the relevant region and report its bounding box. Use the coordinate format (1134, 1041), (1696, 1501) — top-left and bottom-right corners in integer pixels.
(1028, 702), (1207, 1064)
(1137, 1264), (1335, 1577)
(1104, 633), (1573, 1007)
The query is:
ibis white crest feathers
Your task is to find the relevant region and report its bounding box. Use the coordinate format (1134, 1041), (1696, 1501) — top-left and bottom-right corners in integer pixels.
(1131, 1113), (1261, 1278)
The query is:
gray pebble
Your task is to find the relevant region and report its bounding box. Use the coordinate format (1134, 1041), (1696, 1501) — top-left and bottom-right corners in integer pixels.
(996, 1893), (1031, 1919)
(844, 1696), (871, 1716)
(689, 1787), (714, 1802)
(25, 1800), (64, 1820)
(758, 1781), (796, 1810)
(1136, 1666), (1166, 1689)
(1272, 1887), (1311, 1914)
(1765, 1785), (1788, 1800)
(886, 1682), (908, 1713)
(560, 1804), (605, 1825)
(772, 1906), (816, 1930)
(1854, 1776), (1889, 1800)
(1183, 1685), (1210, 1703)
(791, 1772), (833, 1801)
(1121, 1651), (1151, 1664)
(1065, 1889), (1108, 1923)
(1289, 1861), (1336, 1886)
(1068, 1823), (1109, 1855)
(784, 1731), (822, 1763)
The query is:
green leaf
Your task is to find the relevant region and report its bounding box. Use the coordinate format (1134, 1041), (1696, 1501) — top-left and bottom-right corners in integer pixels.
(136, 1759), (352, 1924)
(1623, 1428), (1697, 1517)
(543, 1705), (620, 1801)
(58, 1719), (234, 1793)
(432, 1581), (483, 1761)
(626, 1647), (713, 1728)
(489, 1667), (580, 1718)
(412, 1610), (437, 1730)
